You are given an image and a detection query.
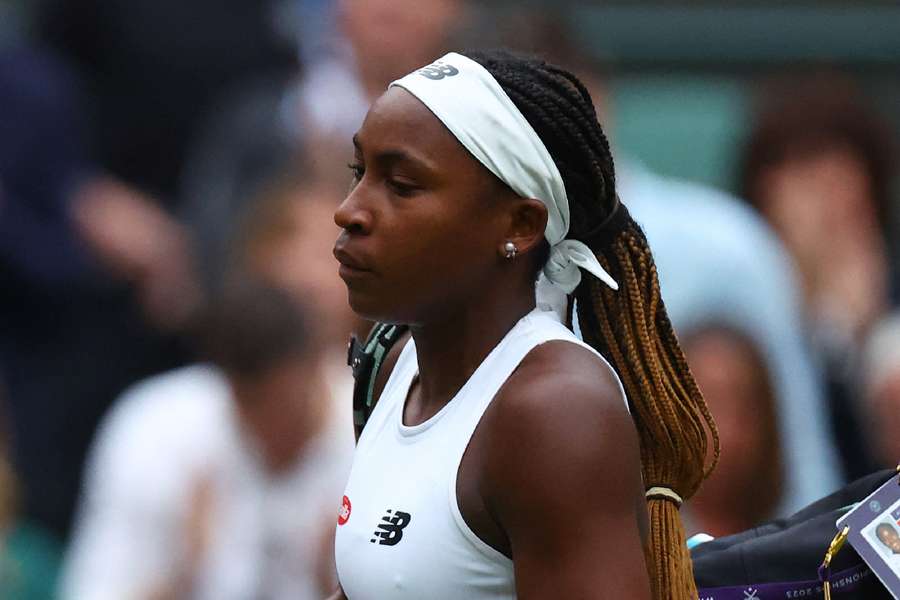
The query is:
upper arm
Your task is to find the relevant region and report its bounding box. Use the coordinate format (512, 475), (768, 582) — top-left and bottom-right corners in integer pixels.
(484, 343), (651, 599)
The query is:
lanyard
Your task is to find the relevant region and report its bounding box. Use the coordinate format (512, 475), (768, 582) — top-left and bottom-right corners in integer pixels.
(697, 562), (873, 600)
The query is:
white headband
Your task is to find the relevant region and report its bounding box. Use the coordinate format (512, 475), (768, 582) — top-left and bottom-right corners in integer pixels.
(389, 52), (618, 294)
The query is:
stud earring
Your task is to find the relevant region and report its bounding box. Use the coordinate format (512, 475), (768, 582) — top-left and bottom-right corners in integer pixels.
(504, 241), (518, 259)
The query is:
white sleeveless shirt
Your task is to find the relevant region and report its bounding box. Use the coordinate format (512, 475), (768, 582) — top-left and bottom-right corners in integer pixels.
(334, 308), (626, 599)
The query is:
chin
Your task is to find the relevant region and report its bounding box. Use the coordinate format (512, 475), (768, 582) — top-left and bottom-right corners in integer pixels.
(346, 289), (389, 322)
(346, 289), (413, 326)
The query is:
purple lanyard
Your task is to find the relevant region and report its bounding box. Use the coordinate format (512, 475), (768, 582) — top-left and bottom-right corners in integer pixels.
(696, 563), (873, 599)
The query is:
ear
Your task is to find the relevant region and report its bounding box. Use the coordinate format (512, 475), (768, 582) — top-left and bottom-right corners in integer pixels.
(498, 198), (548, 257)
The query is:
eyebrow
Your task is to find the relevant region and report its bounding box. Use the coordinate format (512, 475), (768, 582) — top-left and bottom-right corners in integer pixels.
(352, 133), (438, 173)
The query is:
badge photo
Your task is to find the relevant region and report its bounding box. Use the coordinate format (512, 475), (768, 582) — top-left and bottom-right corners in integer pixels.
(837, 471), (900, 599)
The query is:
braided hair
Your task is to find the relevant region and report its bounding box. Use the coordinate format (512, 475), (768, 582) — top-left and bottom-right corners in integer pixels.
(463, 49), (720, 599)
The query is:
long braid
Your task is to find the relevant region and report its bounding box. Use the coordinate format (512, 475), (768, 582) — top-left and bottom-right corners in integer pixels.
(465, 49), (719, 599)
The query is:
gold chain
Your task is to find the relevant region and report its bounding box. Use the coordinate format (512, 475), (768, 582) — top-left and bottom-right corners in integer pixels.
(822, 526), (850, 600)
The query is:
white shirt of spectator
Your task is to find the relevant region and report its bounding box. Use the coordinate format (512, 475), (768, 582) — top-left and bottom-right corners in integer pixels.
(60, 363), (355, 600)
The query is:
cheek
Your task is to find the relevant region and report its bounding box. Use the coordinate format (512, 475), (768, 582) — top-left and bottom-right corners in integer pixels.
(374, 206), (498, 303)
(397, 227), (485, 274)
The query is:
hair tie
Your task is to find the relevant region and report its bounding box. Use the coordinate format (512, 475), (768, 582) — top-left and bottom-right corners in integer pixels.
(645, 486), (683, 507)
(580, 195), (632, 250)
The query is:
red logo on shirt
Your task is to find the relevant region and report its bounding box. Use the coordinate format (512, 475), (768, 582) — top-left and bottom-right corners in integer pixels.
(338, 495), (352, 525)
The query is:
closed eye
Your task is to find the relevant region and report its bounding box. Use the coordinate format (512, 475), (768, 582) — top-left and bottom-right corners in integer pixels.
(348, 159), (421, 198)
(387, 178), (420, 197)
(347, 163), (366, 193)
(347, 162), (365, 181)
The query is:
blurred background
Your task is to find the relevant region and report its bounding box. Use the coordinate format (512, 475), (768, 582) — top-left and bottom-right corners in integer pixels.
(0, 0), (899, 597)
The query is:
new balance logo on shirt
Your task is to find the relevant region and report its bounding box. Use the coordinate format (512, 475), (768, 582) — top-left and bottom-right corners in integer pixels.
(371, 509), (411, 546)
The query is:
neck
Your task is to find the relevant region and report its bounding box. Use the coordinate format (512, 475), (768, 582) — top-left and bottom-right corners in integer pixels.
(405, 283), (536, 423)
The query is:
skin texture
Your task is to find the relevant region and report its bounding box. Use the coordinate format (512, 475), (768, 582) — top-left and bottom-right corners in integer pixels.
(333, 87), (650, 598)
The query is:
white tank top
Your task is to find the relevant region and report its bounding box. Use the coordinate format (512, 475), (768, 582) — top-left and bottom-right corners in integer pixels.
(334, 308), (625, 599)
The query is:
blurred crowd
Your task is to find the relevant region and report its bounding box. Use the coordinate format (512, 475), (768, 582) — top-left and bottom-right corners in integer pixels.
(0, 0), (898, 598)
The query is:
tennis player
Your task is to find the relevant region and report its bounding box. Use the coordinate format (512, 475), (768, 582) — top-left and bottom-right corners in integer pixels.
(331, 49), (718, 600)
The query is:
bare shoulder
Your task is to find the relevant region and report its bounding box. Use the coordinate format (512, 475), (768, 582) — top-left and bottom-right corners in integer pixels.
(476, 340), (649, 596)
(496, 339), (629, 428)
(482, 339), (639, 499)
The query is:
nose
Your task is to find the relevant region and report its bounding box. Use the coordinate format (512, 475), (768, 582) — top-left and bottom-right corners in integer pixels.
(334, 185), (373, 235)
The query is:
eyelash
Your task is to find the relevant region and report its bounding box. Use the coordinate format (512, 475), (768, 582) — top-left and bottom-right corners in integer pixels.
(387, 179), (417, 197)
(347, 162), (364, 181)
(346, 162), (418, 197)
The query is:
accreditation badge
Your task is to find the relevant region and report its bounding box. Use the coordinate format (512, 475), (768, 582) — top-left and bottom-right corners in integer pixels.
(837, 467), (900, 599)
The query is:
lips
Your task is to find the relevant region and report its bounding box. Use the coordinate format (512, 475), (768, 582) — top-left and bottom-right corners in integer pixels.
(333, 245), (373, 278)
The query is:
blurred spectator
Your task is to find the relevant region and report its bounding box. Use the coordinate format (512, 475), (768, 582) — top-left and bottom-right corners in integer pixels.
(34, 0), (303, 327)
(622, 162), (843, 520)
(178, 87), (304, 291)
(740, 73), (896, 479)
(37, 0), (297, 200)
(0, 46), (190, 538)
(681, 327), (782, 536)
(231, 175), (361, 347)
(180, 0), (471, 285)
(0, 386), (62, 600)
(741, 73), (896, 354)
(224, 171), (358, 444)
(71, 177), (204, 333)
(4, 0), (297, 541)
(859, 313), (900, 468)
(290, 0), (468, 185)
(61, 176), (355, 599)
(61, 279), (352, 600)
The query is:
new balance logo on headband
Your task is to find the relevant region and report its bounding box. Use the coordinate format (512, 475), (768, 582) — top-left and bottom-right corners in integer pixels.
(417, 61), (459, 80)
(370, 509), (411, 546)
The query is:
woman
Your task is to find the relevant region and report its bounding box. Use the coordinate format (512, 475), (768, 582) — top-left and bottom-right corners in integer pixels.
(331, 50), (717, 599)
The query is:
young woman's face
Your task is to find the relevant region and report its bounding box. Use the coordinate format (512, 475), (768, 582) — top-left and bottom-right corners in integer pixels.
(333, 87), (515, 323)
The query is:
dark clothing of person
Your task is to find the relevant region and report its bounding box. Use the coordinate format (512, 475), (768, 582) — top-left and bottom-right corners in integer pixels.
(37, 0), (297, 202)
(825, 371), (880, 480)
(0, 48), (186, 538)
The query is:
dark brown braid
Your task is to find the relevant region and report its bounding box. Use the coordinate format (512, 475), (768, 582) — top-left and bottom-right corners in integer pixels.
(464, 49), (719, 599)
